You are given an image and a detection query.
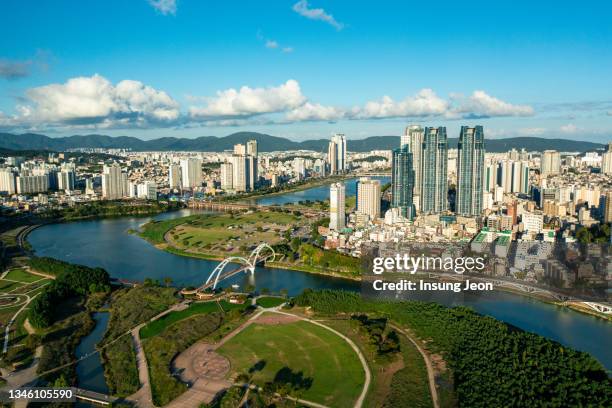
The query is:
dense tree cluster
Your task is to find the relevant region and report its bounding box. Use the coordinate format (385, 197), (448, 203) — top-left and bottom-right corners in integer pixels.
(28, 257), (110, 328)
(40, 200), (182, 221)
(576, 223), (610, 244)
(294, 290), (612, 407)
(351, 314), (400, 355)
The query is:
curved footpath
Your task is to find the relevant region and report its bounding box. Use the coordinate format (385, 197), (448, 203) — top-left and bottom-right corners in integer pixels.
(272, 309), (371, 408)
(389, 323), (440, 408)
(128, 304), (372, 408)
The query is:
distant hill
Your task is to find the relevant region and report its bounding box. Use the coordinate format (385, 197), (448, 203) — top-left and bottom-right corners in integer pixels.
(0, 132), (606, 153)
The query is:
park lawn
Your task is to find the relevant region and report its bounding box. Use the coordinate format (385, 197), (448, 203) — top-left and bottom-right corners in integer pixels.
(256, 296), (286, 308)
(140, 300), (246, 339)
(0, 280), (25, 293)
(166, 212), (298, 254)
(12, 280), (51, 295)
(0, 305), (24, 327)
(4, 268), (42, 283)
(323, 318), (432, 408)
(139, 215), (200, 244)
(217, 318), (365, 408)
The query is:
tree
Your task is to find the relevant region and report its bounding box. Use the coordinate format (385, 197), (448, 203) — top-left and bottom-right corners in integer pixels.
(290, 237), (302, 253)
(163, 277), (173, 287)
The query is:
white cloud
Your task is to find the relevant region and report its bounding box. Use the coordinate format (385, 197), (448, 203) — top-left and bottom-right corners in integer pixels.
(560, 123), (578, 133)
(292, 0), (344, 30)
(265, 40), (279, 49)
(258, 32), (293, 53)
(14, 74), (179, 127)
(189, 80), (306, 119)
(353, 89), (449, 119)
(286, 102), (345, 122)
(452, 91), (534, 118)
(148, 0), (177, 15)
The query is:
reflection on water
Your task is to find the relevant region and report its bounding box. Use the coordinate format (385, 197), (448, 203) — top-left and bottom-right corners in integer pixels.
(28, 186), (612, 370)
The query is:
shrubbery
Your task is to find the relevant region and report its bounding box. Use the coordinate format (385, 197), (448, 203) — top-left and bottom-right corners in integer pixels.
(28, 257), (110, 328)
(294, 289), (612, 407)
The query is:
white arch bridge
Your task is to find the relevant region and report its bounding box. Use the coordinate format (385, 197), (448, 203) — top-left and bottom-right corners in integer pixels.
(199, 243), (276, 291)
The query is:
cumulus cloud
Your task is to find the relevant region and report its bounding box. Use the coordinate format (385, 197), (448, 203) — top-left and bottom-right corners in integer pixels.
(451, 91), (534, 118)
(265, 40), (279, 49)
(353, 89), (449, 119)
(292, 0), (344, 30)
(189, 80), (306, 119)
(0, 59), (31, 80)
(14, 74), (179, 127)
(286, 102), (345, 122)
(148, 0), (177, 15)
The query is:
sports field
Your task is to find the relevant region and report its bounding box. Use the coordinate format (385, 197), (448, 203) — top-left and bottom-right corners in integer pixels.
(217, 318), (365, 407)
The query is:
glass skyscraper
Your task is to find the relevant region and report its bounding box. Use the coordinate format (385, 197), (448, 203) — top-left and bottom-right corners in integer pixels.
(421, 127), (448, 214)
(456, 125), (485, 216)
(391, 146), (415, 220)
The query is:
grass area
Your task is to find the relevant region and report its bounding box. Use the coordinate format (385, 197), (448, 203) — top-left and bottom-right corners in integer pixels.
(139, 215), (201, 245)
(385, 335), (433, 408)
(166, 212), (298, 255)
(321, 318), (432, 408)
(256, 296), (286, 308)
(100, 286), (178, 396)
(0, 280), (24, 293)
(11, 280), (51, 295)
(101, 336), (140, 397)
(140, 211), (301, 260)
(4, 268), (42, 283)
(140, 300), (246, 339)
(0, 305), (23, 327)
(144, 313), (225, 406)
(217, 318), (365, 408)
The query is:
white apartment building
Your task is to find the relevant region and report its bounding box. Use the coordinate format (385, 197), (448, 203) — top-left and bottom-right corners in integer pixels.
(329, 182), (346, 231)
(357, 177), (381, 220)
(180, 158), (203, 189)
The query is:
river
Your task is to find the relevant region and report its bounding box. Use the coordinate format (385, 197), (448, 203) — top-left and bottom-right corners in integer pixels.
(74, 312), (109, 394)
(27, 178), (612, 376)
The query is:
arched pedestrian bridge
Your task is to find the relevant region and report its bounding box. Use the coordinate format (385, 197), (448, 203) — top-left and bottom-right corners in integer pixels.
(186, 244), (276, 294)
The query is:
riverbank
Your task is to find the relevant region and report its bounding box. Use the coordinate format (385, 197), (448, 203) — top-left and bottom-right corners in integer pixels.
(141, 233), (612, 322)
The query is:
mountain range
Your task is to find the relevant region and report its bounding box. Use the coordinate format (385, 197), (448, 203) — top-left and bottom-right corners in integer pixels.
(0, 132), (606, 153)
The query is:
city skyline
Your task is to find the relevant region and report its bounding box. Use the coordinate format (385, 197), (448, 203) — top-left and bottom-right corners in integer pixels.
(0, 1), (611, 141)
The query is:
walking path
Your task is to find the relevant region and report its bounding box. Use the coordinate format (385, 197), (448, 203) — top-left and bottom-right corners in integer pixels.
(122, 303), (372, 408)
(271, 309), (371, 408)
(390, 323), (440, 408)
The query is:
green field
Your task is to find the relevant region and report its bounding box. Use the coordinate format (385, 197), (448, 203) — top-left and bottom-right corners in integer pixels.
(4, 268), (42, 283)
(167, 212), (298, 251)
(140, 300), (246, 339)
(140, 211), (300, 260)
(256, 296), (286, 308)
(217, 318), (365, 407)
(0, 280), (24, 293)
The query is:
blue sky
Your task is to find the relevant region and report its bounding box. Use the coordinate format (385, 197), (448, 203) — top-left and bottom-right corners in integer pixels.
(0, 0), (611, 141)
